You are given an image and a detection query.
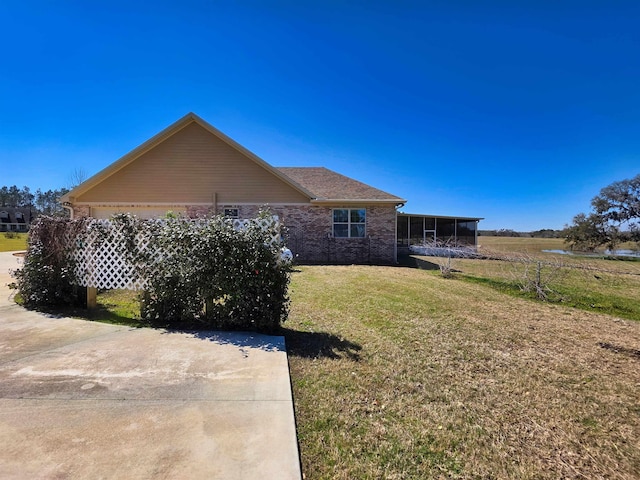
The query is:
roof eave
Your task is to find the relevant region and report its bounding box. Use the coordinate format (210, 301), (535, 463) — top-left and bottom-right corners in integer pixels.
(398, 212), (484, 221)
(311, 198), (406, 206)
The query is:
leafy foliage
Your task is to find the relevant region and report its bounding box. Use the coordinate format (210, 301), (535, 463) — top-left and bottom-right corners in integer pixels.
(565, 174), (640, 251)
(591, 174), (640, 235)
(135, 212), (291, 331)
(11, 216), (86, 306)
(564, 212), (619, 251)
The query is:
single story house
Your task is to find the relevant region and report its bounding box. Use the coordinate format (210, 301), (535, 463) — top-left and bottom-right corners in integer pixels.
(61, 113), (480, 264)
(0, 207), (32, 232)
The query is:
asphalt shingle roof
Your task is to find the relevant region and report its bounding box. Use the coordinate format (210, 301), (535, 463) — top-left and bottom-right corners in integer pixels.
(276, 167), (405, 203)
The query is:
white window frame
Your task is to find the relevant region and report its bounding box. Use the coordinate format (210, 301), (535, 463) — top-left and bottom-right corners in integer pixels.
(332, 208), (366, 238)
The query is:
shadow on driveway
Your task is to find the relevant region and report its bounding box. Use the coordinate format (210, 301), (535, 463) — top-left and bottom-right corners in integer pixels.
(162, 328), (362, 361)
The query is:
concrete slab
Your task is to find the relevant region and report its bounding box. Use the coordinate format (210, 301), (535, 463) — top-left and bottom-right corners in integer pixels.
(0, 251), (302, 479)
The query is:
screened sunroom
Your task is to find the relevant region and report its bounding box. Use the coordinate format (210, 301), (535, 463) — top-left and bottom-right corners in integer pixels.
(396, 213), (482, 253)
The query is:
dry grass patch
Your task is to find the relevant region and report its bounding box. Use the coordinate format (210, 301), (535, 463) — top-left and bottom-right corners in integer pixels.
(478, 235), (568, 254)
(286, 265), (640, 479)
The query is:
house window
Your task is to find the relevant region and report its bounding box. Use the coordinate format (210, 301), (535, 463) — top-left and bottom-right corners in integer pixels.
(223, 207), (239, 219)
(333, 208), (366, 238)
(0, 212), (8, 223)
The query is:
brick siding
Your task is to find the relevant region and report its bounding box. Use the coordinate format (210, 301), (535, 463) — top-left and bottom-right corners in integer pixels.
(73, 206), (91, 218)
(72, 203), (398, 264)
(271, 204), (396, 265)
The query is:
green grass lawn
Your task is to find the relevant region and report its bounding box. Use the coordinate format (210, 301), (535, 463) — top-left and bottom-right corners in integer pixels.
(473, 237), (640, 321)
(286, 265), (640, 479)
(0, 232), (28, 252)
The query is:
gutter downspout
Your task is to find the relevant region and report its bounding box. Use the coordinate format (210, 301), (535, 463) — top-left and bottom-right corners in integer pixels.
(62, 202), (74, 220)
(394, 204), (405, 264)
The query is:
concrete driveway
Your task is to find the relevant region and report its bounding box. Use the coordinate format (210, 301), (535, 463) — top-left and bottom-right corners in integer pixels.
(0, 251), (301, 479)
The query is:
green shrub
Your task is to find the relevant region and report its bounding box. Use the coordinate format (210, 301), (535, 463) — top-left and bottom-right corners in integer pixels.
(12, 212), (291, 332)
(11, 217), (86, 307)
(137, 212), (290, 331)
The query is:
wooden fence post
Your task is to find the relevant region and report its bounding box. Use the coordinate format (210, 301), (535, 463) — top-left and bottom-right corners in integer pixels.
(87, 287), (97, 309)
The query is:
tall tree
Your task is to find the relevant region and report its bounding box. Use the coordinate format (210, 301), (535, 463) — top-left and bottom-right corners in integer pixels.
(21, 186), (34, 207)
(7, 185), (20, 207)
(565, 174), (640, 250)
(591, 174), (640, 234)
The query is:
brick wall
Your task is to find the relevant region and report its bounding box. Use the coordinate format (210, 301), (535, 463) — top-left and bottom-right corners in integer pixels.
(73, 206), (91, 218)
(186, 205), (215, 217)
(73, 202), (398, 264)
(270, 204), (396, 265)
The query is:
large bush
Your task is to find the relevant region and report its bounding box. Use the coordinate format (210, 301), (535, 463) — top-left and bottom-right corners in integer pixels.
(12, 216), (87, 307)
(137, 213), (291, 331)
(12, 212), (291, 331)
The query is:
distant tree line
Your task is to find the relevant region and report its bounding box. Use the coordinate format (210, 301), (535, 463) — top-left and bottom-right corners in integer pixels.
(0, 185), (70, 217)
(479, 228), (565, 238)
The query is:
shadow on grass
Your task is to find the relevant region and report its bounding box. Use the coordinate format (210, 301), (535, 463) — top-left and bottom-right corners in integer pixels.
(156, 327), (362, 360)
(460, 275), (517, 294)
(598, 342), (640, 359)
(279, 327), (362, 361)
(81, 305), (148, 327)
(397, 254), (440, 271)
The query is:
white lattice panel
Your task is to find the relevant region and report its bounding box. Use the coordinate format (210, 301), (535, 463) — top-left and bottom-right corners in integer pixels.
(68, 217), (282, 290)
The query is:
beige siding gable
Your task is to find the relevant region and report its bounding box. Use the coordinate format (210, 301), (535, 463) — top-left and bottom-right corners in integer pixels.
(77, 122), (310, 205)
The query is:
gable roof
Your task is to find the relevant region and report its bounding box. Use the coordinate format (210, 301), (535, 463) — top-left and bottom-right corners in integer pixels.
(277, 167), (406, 205)
(60, 112), (316, 203)
(60, 113), (405, 206)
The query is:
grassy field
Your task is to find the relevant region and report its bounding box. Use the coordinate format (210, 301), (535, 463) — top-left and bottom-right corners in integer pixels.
(458, 236), (640, 321)
(0, 232), (28, 252)
(285, 264), (640, 479)
(479, 234), (640, 256)
(479, 235), (568, 254)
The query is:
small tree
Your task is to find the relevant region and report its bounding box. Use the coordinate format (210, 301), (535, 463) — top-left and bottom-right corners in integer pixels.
(412, 239), (478, 278)
(509, 255), (566, 301)
(136, 212), (291, 331)
(68, 168), (88, 189)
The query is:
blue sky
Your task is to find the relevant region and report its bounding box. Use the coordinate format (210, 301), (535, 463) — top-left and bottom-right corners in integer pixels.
(1, 1), (638, 231)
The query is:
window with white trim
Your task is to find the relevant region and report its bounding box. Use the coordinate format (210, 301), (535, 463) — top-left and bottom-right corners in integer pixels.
(333, 208), (366, 238)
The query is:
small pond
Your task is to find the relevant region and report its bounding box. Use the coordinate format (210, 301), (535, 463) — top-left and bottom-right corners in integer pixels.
(542, 249), (640, 258)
